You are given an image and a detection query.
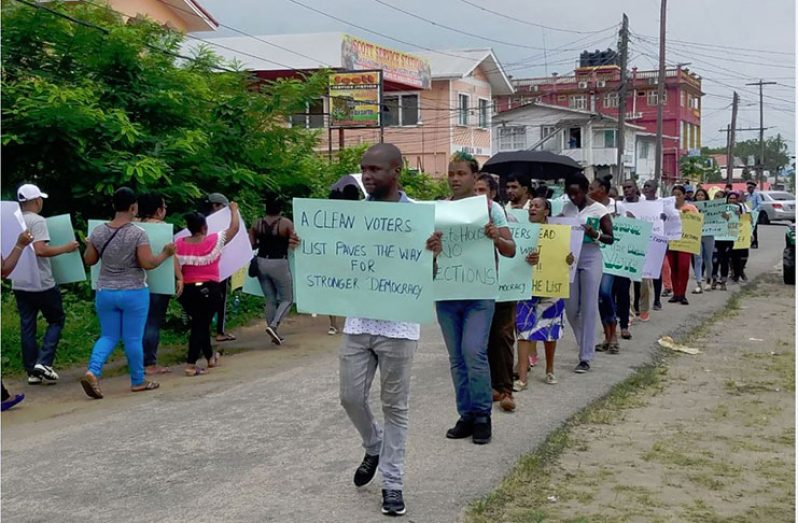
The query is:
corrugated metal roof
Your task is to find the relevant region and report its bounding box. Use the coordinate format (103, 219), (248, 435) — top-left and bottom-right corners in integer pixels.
(414, 48), (514, 96)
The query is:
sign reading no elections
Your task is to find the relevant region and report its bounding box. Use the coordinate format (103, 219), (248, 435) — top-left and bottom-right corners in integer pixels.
(434, 197), (497, 301)
(600, 216), (652, 281)
(292, 198), (435, 323)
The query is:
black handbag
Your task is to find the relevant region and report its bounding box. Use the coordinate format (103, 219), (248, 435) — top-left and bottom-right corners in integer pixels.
(248, 257), (259, 278)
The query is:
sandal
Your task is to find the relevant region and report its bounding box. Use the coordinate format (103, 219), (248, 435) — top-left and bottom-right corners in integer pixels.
(208, 352), (222, 368)
(145, 365), (172, 375)
(80, 373), (103, 399)
(131, 380), (159, 393)
(215, 333), (236, 342)
(184, 367), (207, 377)
(608, 342), (620, 354)
(595, 341), (609, 352)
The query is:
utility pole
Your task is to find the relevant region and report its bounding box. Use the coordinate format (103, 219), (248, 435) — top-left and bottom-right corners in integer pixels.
(746, 80), (777, 190)
(616, 13), (629, 184)
(726, 92), (739, 184)
(654, 0), (667, 190)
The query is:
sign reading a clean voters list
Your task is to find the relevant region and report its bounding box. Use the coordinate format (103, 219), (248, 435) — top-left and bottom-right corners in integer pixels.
(292, 198), (435, 324)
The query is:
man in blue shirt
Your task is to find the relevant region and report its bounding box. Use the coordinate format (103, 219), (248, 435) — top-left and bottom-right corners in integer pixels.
(746, 180), (763, 248)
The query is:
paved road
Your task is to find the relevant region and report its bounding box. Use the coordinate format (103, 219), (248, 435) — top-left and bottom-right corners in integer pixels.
(2, 225), (788, 523)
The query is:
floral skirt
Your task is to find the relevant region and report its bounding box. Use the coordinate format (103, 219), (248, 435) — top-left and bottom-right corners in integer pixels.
(516, 297), (565, 342)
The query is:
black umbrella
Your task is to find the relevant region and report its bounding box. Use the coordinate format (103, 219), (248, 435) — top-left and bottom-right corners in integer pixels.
(481, 151), (582, 182)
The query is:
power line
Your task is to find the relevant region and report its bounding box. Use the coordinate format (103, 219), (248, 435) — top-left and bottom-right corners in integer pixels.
(635, 33), (795, 56)
(370, 0), (544, 50)
(455, 0), (619, 35)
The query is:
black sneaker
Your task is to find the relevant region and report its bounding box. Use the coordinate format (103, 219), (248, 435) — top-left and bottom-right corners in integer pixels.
(353, 453), (379, 487)
(381, 489), (406, 516)
(574, 361), (590, 374)
(445, 418), (473, 439)
(472, 417), (492, 445)
(653, 301), (662, 310)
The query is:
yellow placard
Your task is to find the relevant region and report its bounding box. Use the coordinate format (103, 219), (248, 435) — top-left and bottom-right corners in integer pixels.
(531, 224), (571, 298)
(230, 266), (247, 291)
(734, 214), (753, 250)
(668, 212), (704, 254)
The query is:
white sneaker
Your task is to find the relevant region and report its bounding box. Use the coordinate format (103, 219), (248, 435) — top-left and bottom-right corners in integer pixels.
(512, 379), (527, 392)
(265, 326), (282, 345)
(328, 326), (338, 335)
(33, 364), (59, 382)
(27, 375), (42, 385)
(692, 285), (703, 294)
(546, 373), (558, 384)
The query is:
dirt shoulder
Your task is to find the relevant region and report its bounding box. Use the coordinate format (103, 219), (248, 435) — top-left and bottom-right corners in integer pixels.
(468, 272), (795, 523)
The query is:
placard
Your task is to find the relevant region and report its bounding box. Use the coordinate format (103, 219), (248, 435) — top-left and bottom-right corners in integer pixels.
(623, 200), (665, 236)
(497, 222), (540, 302)
(668, 212), (704, 254)
(46, 214), (86, 284)
(1, 201), (39, 286)
(548, 217), (585, 283)
(694, 200), (733, 237)
(733, 214), (753, 250)
(715, 209), (740, 242)
(531, 224), (571, 298)
(600, 216), (652, 281)
(642, 233), (669, 279)
(661, 197), (683, 240)
(434, 197), (497, 301)
(292, 198), (435, 323)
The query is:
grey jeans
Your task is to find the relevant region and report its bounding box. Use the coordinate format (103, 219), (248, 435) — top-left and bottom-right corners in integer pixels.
(256, 258), (293, 328)
(339, 334), (416, 491)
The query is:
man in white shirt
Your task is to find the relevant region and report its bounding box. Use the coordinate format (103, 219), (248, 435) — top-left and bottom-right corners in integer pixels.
(290, 144), (441, 517)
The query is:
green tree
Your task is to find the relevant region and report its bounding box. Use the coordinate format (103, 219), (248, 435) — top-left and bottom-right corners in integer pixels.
(1, 1), (327, 225)
(702, 135), (791, 181)
(679, 155), (722, 183)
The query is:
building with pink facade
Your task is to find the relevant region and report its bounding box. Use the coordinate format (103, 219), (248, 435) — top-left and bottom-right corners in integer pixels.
(195, 33), (513, 176)
(495, 64), (703, 182)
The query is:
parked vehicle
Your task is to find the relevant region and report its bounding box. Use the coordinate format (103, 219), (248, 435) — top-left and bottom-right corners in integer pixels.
(757, 191), (795, 225)
(784, 223), (795, 285)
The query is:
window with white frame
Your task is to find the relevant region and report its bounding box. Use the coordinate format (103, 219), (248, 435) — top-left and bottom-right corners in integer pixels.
(600, 129), (617, 148)
(540, 125), (557, 151)
(478, 99), (489, 128)
(646, 90), (667, 106)
(290, 98), (325, 129)
(569, 95), (587, 110)
(383, 94), (419, 127)
(498, 126), (526, 151)
(458, 94), (470, 126)
(566, 127), (582, 149)
(603, 92), (619, 108)
(638, 141), (650, 159)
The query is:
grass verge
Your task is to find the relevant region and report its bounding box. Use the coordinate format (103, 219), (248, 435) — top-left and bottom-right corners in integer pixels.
(466, 275), (769, 523)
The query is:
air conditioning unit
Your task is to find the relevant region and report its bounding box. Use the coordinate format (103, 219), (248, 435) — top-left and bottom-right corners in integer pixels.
(648, 78), (657, 85)
(597, 80), (607, 88)
(577, 81), (588, 89)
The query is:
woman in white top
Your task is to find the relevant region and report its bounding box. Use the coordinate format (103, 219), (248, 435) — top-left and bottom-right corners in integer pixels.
(561, 172), (614, 373)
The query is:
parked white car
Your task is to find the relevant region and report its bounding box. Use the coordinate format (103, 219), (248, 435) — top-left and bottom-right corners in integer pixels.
(757, 191), (795, 224)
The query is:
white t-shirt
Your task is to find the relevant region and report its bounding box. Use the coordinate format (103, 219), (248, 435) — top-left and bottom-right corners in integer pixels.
(561, 200), (611, 224)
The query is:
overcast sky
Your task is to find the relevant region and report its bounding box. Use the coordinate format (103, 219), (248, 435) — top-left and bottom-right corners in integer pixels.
(198, 0), (796, 155)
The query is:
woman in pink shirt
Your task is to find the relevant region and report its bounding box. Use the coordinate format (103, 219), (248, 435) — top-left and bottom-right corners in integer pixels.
(176, 203), (240, 376)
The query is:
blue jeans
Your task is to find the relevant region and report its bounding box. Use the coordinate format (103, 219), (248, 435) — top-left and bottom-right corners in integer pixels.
(598, 273), (616, 326)
(88, 288), (149, 386)
(143, 293), (171, 367)
(14, 287), (65, 374)
(693, 236), (715, 283)
(436, 299), (495, 419)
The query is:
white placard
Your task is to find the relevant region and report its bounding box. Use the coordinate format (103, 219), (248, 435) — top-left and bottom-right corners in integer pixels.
(1, 201), (40, 285)
(175, 207), (250, 281)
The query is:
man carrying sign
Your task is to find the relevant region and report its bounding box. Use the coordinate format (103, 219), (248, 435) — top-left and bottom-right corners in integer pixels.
(12, 184), (79, 385)
(289, 144), (441, 517)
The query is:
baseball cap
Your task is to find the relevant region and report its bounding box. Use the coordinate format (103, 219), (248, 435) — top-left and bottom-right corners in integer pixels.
(207, 193), (229, 206)
(17, 184), (48, 202)
(746, 180), (756, 186)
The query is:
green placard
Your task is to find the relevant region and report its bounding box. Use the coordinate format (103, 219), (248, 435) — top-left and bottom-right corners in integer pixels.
(46, 214), (86, 284)
(600, 216), (653, 281)
(88, 220), (175, 294)
(497, 222), (540, 302)
(292, 198), (435, 323)
(434, 196), (498, 301)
